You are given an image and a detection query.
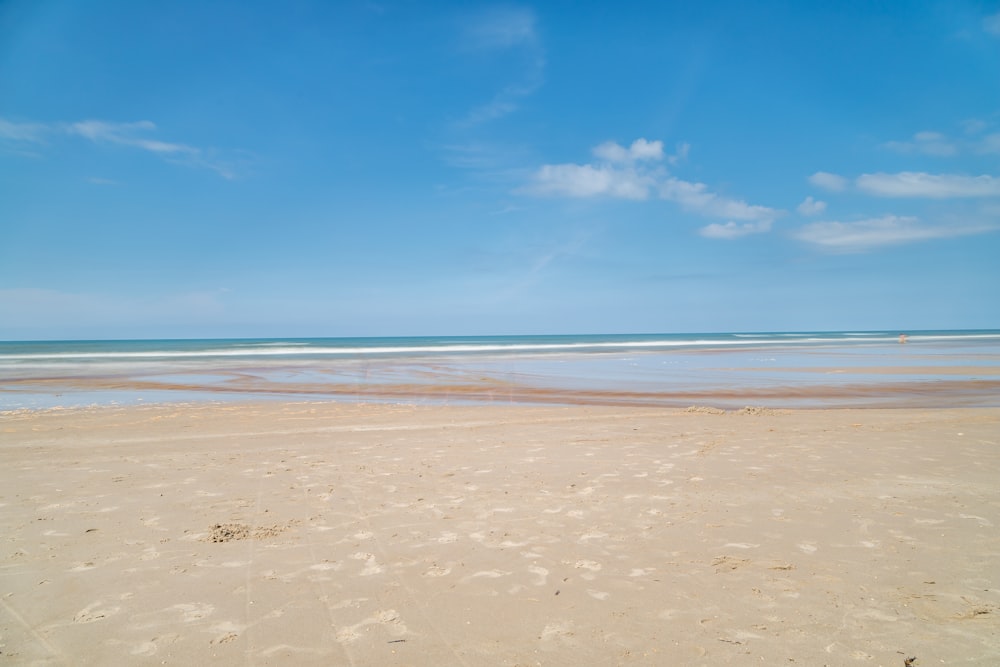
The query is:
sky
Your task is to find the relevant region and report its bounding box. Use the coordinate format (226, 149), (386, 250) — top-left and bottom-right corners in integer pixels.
(1, 0), (999, 339)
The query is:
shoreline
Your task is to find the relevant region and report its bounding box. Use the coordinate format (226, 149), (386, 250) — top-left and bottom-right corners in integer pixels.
(4, 331), (999, 412)
(2, 402), (998, 664)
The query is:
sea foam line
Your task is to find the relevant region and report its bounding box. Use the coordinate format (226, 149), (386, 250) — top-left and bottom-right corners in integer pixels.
(0, 336), (921, 361)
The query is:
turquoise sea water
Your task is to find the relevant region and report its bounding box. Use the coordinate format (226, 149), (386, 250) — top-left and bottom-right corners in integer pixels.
(2, 330), (999, 409)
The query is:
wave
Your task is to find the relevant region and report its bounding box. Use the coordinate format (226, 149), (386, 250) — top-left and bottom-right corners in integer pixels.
(4, 331), (999, 362)
(0, 338), (919, 361)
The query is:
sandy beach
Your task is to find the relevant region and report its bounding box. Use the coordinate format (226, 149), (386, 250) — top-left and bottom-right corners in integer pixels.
(1, 401), (998, 665)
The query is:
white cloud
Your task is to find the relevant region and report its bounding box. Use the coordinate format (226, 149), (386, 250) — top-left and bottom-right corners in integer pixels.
(700, 220), (773, 239)
(809, 171), (848, 192)
(984, 11), (1000, 36)
(659, 178), (778, 221)
(529, 163), (654, 199)
(880, 122), (1000, 157)
(0, 116), (240, 178)
(856, 172), (1000, 198)
(668, 142), (690, 165)
(962, 118), (988, 135)
(883, 131), (958, 157)
(592, 138), (664, 163)
(525, 138), (779, 231)
(794, 215), (997, 252)
(67, 119), (199, 156)
(462, 6), (537, 50)
(458, 7), (544, 126)
(978, 133), (1000, 154)
(0, 118), (47, 142)
(796, 196), (826, 216)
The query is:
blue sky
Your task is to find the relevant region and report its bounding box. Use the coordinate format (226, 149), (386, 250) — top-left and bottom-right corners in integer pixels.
(2, 0), (999, 339)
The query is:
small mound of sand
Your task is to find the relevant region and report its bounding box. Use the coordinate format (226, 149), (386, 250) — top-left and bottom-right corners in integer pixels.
(735, 406), (782, 416)
(207, 522), (290, 543)
(209, 523), (251, 542)
(685, 406), (726, 415)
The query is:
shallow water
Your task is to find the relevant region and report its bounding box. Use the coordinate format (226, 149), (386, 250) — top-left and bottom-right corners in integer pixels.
(2, 331), (999, 410)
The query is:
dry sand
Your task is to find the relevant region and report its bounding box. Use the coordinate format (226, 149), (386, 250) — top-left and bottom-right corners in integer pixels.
(1, 402), (998, 665)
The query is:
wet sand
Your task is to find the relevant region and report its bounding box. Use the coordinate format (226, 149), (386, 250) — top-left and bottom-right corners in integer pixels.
(1, 402), (999, 665)
(6, 361), (1000, 410)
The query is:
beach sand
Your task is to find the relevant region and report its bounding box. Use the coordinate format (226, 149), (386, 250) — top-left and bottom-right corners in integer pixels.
(1, 402), (998, 665)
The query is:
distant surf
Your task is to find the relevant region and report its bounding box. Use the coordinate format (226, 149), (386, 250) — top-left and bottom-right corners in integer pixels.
(2, 330), (999, 410)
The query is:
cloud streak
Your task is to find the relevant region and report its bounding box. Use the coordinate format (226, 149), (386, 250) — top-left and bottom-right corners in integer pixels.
(0, 116), (241, 178)
(794, 215), (998, 252)
(985, 11), (1000, 37)
(881, 125), (1000, 157)
(459, 6), (545, 126)
(882, 131), (957, 157)
(700, 220), (773, 239)
(856, 172), (1000, 198)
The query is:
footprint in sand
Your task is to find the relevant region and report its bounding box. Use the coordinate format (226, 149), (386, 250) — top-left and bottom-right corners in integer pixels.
(69, 562), (98, 572)
(130, 634), (179, 656)
(573, 559), (602, 572)
(139, 547), (160, 561)
(171, 602), (215, 622)
(208, 621), (245, 645)
(335, 609), (408, 644)
(577, 531), (607, 542)
(461, 569), (510, 583)
(309, 562), (341, 572)
(74, 602), (121, 623)
(350, 552), (384, 576)
(540, 620), (577, 645)
(528, 565), (549, 586)
(712, 556), (749, 571)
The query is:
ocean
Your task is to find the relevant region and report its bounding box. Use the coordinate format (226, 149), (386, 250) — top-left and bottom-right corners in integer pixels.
(2, 330), (999, 410)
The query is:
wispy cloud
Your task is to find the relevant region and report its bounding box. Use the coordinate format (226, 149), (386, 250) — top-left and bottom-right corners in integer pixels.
(0, 118), (48, 142)
(0, 116), (243, 178)
(87, 177), (119, 186)
(524, 138), (780, 235)
(984, 11), (1000, 37)
(668, 142), (691, 166)
(458, 6), (545, 126)
(700, 220), (773, 239)
(461, 5), (538, 50)
(463, 73), (543, 125)
(809, 171), (848, 192)
(794, 215), (997, 252)
(883, 131), (958, 157)
(882, 123), (1000, 156)
(67, 120), (206, 162)
(856, 172), (1000, 198)
(660, 178), (777, 221)
(980, 134), (1000, 154)
(796, 196), (826, 216)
